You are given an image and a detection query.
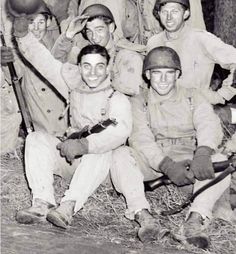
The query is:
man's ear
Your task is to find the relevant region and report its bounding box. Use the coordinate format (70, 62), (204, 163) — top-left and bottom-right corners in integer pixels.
(183, 9), (190, 20)
(78, 64), (81, 72)
(108, 22), (115, 34)
(145, 70), (151, 80)
(175, 70), (181, 79)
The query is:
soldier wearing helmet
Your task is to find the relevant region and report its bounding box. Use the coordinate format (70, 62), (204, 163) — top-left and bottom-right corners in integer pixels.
(113, 46), (230, 249)
(50, 3), (144, 96)
(1, 0), (68, 137)
(147, 0), (236, 105)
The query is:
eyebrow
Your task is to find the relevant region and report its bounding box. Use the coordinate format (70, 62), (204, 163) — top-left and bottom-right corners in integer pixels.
(82, 62), (106, 65)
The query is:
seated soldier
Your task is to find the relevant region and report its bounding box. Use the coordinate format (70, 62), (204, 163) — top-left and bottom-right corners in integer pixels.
(112, 46), (231, 249)
(14, 37), (160, 242)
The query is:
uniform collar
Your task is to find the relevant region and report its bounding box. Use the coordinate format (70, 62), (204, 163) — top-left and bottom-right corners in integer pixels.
(164, 23), (190, 41)
(148, 84), (183, 105)
(75, 75), (112, 94)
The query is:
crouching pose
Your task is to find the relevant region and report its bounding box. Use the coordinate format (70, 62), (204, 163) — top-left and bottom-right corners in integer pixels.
(113, 46), (231, 249)
(14, 38), (159, 242)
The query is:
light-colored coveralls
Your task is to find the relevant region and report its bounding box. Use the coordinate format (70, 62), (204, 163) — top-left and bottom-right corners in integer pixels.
(113, 85), (231, 220)
(147, 24), (236, 105)
(17, 32), (149, 215)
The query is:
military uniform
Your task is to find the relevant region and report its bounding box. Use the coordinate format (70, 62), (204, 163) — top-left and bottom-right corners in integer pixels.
(113, 85), (231, 220)
(51, 31), (144, 96)
(17, 33), (140, 214)
(147, 24), (236, 104)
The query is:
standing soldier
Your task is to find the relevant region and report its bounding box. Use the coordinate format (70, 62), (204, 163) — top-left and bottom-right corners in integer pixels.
(4, 0), (68, 136)
(148, 0), (236, 105)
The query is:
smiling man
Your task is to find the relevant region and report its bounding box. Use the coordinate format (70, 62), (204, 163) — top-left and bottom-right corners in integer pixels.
(112, 46), (230, 249)
(2, 2), (68, 136)
(12, 27), (159, 240)
(147, 0), (236, 105)
(51, 4), (144, 96)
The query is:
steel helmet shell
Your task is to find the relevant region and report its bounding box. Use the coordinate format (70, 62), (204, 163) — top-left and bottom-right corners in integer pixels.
(154, 0), (190, 11)
(81, 4), (115, 23)
(143, 46), (182, 75)
(6, 0), (51, 16)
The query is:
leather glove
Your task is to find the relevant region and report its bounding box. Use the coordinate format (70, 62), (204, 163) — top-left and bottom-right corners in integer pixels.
(57, 138), (89, 163)
(214, 105), (232, 125)
(1, 46), (14, 66)
(190, 146), (215, 181)
(159, 156), (195, 186)
(13, 15), (30, 38)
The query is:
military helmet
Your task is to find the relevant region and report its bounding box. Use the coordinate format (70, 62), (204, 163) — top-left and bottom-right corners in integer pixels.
(6, 0), (52, 17)
(81, 4), (115, 23)
(143, 46), (182, 74)
(154, 0), (190, 11)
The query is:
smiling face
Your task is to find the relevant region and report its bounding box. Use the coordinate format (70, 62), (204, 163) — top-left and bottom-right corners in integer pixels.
(85, 18), (114, 47)
(158, 3), (189, 33)
(28, 13), (49, 41)
(79, 53), (109, 89)
(146, 68), (180, 96)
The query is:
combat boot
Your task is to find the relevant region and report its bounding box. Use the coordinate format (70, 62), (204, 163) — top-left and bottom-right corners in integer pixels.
(134, 209), (159, 243)
(46, 200), (75, 229)
(16, 198), (54, 224)
(183, 212), (210, 249)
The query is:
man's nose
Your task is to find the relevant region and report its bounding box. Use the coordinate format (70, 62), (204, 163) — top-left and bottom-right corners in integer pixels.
(92, 31), (98, 41)
(167, 12), (172, 20)
(90, 67), (96, 75)
(33, 23), (39, 30)
(161, 73), (167, 82)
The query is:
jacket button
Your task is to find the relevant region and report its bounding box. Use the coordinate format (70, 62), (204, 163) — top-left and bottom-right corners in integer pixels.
(47, 109), (51, 113)
(41, 88), (46, 91)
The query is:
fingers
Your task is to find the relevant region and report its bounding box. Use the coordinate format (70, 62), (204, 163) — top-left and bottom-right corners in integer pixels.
(71, 15), (90, 25)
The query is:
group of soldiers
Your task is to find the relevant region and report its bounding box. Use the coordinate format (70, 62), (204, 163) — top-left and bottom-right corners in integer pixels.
(1, 0), (236, 250)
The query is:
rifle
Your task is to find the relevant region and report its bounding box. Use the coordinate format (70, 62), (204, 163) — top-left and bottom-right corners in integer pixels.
(64, 118), (118, 140)
(0, 31), (34, 134)
(144, 154), (236, 216)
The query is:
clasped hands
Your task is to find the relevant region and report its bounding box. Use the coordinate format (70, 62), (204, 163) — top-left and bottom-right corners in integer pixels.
(159, 146), (215, 186)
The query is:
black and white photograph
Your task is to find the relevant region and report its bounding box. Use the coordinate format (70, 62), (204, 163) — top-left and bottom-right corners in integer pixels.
(1, 0), (236, 253)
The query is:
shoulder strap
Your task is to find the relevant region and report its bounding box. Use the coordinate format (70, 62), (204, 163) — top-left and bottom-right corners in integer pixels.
(186, 88), (195, 111)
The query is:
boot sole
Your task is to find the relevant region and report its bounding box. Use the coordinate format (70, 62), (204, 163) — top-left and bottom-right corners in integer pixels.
(46, 210), (70, 229)
(16, 211), (46, 224)
(138, 226), (159, 243)
(186, 235), (210, 249)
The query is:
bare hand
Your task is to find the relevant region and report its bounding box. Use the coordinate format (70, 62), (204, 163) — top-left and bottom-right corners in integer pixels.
(65, 15), (90, 39)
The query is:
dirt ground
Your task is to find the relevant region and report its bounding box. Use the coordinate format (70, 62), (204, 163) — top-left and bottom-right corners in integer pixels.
(1, 145), (236, 254)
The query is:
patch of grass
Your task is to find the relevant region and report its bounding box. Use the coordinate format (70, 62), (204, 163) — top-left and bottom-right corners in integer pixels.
(1, 145), (236, 254)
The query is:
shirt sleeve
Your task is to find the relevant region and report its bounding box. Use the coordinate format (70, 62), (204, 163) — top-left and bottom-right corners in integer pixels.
(87, 92), (132, 153)
(51, 33), (74, 63)
(17, 32), (70, 99)
(129, 93), (165, 171)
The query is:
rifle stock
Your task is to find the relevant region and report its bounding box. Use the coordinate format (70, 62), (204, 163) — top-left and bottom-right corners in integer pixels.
(1, 31), (34, 134)
(65, 118), (118, 140)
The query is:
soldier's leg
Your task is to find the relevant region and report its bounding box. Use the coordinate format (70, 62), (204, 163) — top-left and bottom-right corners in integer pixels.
(46, 152), (112, 228)
(110, 146), (161, 243)
(17, 131), (78, 224)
